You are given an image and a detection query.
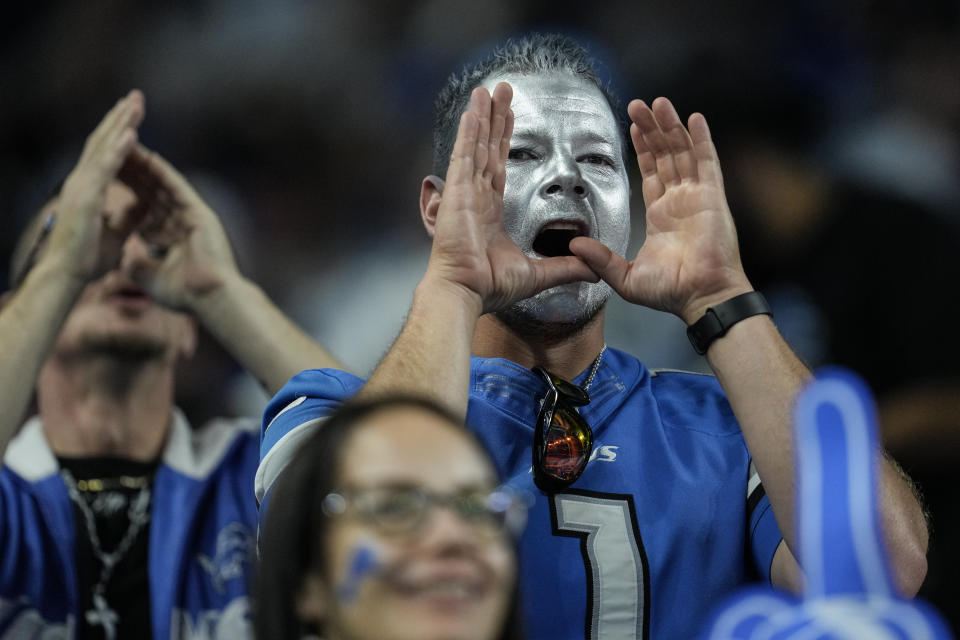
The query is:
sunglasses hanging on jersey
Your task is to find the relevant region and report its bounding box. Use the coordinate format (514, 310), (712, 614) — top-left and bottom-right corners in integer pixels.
(531, 367), (595, 492)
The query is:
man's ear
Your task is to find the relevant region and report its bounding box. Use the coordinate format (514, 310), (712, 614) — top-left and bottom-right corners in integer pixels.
(419, 175), (445, 239)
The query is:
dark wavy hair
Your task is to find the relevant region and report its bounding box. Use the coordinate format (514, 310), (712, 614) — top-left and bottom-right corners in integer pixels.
(253, 394), (524, 640)
(432, 32), (629, 177)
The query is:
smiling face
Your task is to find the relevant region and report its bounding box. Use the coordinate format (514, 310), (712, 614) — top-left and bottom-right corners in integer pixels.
(301, 407), (517, 640)
(481, 72), (631, 333)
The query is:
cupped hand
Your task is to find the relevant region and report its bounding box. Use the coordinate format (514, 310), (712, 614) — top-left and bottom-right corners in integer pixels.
(571, 97), (752, 324)
(426, 82), (598, 314)
(117, 144), (239, 311)
(46, 90), (145, 283)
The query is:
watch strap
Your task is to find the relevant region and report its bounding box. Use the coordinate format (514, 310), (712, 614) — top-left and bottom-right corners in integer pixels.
(686, 291), (772, 355)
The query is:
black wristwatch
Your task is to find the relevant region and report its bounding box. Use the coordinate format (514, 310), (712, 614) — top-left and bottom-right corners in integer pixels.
(686, 291), (772, 355)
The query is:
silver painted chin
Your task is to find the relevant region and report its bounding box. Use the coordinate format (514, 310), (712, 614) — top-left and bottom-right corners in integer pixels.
(511, 279), (613, 326)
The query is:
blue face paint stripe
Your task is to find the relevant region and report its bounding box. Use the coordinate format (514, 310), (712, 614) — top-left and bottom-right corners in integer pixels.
(336, 545), (380, 604)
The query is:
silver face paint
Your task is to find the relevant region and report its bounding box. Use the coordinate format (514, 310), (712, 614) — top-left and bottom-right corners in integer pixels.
(480, 72), (631, 330)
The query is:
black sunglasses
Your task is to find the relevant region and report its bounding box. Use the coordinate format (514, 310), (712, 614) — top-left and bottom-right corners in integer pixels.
(531, 367), (594, 492)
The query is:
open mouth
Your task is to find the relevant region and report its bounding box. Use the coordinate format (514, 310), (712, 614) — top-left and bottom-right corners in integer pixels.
(116, 286), (148, 300)
(532, 222), (587, 257)
(107, 285), (150, 305)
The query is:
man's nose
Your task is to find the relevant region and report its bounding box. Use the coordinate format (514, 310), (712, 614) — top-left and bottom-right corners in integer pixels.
(540, 154), (588, 200)
(118, 233), (154, 275)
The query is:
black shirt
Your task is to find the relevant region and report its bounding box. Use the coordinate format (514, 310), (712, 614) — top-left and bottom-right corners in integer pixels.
(57, 456), (157, 640)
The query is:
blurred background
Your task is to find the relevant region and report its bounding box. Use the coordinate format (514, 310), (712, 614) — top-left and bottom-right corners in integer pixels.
(3, 0), (959, 627)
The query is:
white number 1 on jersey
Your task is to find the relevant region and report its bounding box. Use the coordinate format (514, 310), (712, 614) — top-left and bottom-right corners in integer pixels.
(553, 491), (650, 639)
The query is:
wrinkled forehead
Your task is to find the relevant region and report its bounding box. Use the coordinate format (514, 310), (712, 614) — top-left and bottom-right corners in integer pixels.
(480, 71), (622, 145)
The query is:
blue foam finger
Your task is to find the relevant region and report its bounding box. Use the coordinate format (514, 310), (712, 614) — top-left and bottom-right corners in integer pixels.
(794, 367), (893, 598)
(698, 367), (953, 640)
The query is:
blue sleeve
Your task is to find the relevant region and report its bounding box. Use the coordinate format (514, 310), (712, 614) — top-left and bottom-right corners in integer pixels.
(749, 491), (783, 583)
(0, 471), (19, 592)
(256, 368), (365, 504)
(0, 470), (75, 627)
(260, 369), (365, 457)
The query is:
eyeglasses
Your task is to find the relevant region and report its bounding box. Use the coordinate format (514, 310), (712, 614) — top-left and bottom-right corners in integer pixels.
(321, 486), (529, 539)
(531, 367), (594, 492)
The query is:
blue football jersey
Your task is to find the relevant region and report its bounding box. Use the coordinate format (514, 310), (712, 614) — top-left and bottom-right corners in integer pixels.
(1, 411), (259, 639)
(258, 347), (783, 640)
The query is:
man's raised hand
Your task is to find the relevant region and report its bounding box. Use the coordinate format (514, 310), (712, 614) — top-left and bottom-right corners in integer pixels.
(116, 144), (239, 311)
(425, 82), (597, 314)
(571, 97), (752, 324)
(46, 90), (146, 283)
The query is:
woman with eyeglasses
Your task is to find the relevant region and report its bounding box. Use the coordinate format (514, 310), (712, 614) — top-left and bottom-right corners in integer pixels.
(255, 396), (527, 640)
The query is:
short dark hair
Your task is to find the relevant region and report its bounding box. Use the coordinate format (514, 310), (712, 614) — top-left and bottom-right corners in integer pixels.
(432, 32), (629, 177)
(253, 394), (524, 640)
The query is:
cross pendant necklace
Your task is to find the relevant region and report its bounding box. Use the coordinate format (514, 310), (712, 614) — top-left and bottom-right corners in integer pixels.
(86, 590), (119, 640)
(61, 468), (151, 640)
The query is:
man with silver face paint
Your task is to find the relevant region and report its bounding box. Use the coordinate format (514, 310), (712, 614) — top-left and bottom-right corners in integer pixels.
(476, 71), (631, 336)
(259, 34), (928, 639)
